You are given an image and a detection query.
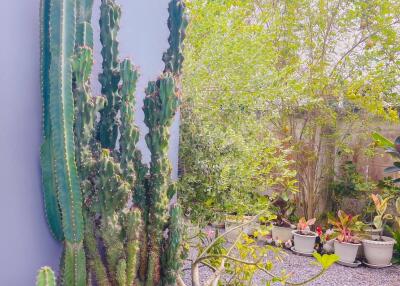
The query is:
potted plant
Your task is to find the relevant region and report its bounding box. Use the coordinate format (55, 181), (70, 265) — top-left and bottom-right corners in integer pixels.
(328, 210), (364, 264)
(362, 194), (395, 267)
(225, 214), (259, 241)
(292, 217), (317, 254)
(270, 197), (296, 242)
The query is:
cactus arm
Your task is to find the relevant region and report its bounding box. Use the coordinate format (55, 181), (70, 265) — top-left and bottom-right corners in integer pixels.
(76, 0), (93, 24)
(40, 0), (64, 241)
(116, 259), (127, 286)
(161, 205), (183, 286)
(124, 208), (143, 286)
(119, 59), (140, 183)
(36, 267), (56, 286)
(48, 0), (86, 284)
(101, 214), (125, 284)
(76, 0), (94, 47)
(63, 241), (87, 285)
(144, 75), (179, 286)
(97, 0), (122, 149)
(84, 213), (110, 286)
(162, 0), (188, 75)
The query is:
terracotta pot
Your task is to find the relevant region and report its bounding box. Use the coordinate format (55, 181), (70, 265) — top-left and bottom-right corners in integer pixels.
(271, 225), (294, 242)
(292, 230), (317, 254)
(334, 240), (360, 263)
(362, 236), (395, 266)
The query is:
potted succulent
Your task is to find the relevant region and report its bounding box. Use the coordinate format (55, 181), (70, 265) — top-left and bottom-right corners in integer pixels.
(270, 197), (296, 242)
(328, 210), (364, 264)
(292, 217), (317, 254)
(362, 194), (395, 267)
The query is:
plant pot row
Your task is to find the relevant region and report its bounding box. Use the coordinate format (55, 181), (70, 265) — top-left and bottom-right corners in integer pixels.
(224, 217), (396, 267)
(291, 229), (395, 267)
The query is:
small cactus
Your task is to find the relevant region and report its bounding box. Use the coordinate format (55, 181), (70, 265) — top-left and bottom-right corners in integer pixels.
(36, 267), (56, 286)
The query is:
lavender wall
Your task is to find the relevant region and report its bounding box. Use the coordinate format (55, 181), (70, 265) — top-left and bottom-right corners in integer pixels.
(0, 0), (179, 284)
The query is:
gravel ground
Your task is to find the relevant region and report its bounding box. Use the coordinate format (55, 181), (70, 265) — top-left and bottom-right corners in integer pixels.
(182, 247), (400, 286)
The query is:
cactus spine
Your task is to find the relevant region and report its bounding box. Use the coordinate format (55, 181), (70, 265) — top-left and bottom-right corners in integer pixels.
(40, 0), (187, 285)
(36, 267), (57, 286)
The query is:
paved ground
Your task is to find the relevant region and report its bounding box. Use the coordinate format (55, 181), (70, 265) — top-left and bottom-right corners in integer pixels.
(182, 248), (400, 286)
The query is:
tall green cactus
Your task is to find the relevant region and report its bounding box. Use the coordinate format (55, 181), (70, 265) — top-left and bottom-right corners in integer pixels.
(40, 0), (64, 242)
(144, 75), (179, 286)
(41, 0), (87, 284)
(40, 0), (187, 285)
(97, 0), (122, 149)
(36, 267), (56, 286)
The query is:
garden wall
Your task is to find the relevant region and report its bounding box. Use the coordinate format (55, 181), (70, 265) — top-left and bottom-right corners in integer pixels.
(0, 1), (178, 284)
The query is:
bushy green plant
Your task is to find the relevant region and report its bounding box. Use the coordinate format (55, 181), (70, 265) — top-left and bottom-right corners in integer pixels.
(271, 196), (296, 227)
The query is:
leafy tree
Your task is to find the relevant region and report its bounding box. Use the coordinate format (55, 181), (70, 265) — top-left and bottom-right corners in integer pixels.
(180, 0), (400, 221)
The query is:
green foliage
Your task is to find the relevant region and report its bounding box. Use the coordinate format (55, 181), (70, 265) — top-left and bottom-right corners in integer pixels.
(36, 267), (56, 286)
(373, 133), (400, 179)
(331, 161), (375, 212)
(388, 228), (400, 264)
(312, 253), (339, 270)
(181, 0), (400, 221)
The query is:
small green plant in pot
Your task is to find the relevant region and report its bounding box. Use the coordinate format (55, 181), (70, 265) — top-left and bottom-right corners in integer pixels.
(362, 194), (395, 267)
(270, 197), (296, 243)
(387, 197), (400, 264)
(328, 210), (364, 264)
(292, 217), (317, 254)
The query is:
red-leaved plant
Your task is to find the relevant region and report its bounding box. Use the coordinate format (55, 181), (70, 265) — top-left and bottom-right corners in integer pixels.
(296, 217), (316, 235)
(328, 210), (364, 244)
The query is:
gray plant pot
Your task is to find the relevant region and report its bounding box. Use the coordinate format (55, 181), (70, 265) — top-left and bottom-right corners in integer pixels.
(334, 240), (360, 263)
(292, 230), (317, 254)
(271, 225), (294, 242)
(362, 236), (395, 267)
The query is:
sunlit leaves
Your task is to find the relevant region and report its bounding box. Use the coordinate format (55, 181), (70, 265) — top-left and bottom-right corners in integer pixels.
(312, 252), (339, 270)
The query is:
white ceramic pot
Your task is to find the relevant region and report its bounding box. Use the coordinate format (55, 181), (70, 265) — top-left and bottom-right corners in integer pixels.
(271, 225), (294, 242)
(292, 230), (317, 254)
(364, 226), (382, 237)
(334, 240), (360, 263)
(362, 236), (395, 266)
(225, 216), (259, 241)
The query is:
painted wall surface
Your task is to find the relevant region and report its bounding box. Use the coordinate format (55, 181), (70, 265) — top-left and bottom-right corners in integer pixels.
(0, 0), (178, 284)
